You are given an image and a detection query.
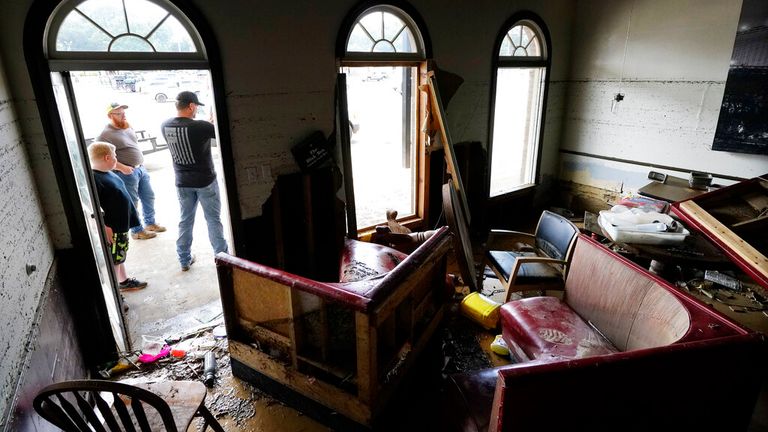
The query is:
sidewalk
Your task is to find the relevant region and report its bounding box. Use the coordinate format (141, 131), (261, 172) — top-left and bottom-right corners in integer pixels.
(120, 149), (224, 348)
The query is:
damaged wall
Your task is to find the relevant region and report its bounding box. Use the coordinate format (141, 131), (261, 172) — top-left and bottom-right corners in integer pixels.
(560, 0), (768, 207)
(0, 52), (57, 427)
(192, 0), (575, 218)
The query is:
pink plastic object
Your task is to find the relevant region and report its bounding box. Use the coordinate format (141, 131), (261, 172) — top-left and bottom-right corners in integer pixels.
(138, 345), (171, 363)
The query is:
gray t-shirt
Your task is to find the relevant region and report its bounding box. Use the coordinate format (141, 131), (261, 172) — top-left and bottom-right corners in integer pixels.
(97, 124), (144, 167)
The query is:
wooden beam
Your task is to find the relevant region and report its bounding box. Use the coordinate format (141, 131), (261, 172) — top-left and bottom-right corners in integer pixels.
(229, 340), (372, 426)
(426, 74), (471, 225)
(679, 200), (768, 281)
(355, 312), (377, 406)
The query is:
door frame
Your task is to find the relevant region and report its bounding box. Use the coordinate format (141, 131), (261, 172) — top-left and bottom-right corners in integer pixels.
(24, 0), (243, 363)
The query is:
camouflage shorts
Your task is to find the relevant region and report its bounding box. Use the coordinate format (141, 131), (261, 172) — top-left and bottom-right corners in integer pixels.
(111, 232), (130, 264)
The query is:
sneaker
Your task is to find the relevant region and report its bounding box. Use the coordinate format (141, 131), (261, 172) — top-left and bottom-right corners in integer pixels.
(181, 255), (196, 272)
(131, 230), (157, 240)
(119, 278), (148, 291)
(145, 223), (167, 233)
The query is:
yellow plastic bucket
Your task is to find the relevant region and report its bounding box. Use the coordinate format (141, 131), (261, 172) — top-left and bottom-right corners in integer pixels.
(460, 292), (501, 329)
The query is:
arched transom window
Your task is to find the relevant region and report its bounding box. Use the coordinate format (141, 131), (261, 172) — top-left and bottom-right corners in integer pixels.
(47, 0), (205, 66)
(346, 9), (420, 54)
(489, 17), (550, 197)
(499, 24), (544, 58)
(339, 4), (428, 232)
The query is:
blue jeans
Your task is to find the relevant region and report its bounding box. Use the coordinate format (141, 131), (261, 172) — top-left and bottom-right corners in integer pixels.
(176, 179), (228, 266)
(115, 165), (156, 234)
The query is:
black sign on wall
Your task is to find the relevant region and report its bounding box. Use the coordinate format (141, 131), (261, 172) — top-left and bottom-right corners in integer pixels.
(713, 0), (768, 155)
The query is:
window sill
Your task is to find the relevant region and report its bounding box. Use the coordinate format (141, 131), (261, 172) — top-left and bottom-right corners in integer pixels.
(488, 183), (537, 203)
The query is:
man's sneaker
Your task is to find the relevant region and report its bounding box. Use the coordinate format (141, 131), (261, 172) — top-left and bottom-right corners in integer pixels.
(181, 255), (196, 272)
(131, 230), (157, 240)
(145, 223), (167, 233)
(119, 278), (148, 291)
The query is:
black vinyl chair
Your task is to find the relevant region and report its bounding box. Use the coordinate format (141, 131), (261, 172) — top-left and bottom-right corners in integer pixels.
(33, 379), (225, 432)
(442, 182), (579, 301)
(483, 210), (580, 302)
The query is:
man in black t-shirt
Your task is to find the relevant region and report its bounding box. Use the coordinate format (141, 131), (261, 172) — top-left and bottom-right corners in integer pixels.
(161, 91), (228, 271)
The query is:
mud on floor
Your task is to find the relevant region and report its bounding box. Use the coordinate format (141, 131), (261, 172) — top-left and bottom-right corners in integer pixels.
(111, 326), (329, 432)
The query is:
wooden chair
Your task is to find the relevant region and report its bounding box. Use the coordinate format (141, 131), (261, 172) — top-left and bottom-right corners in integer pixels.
(483, 210), (580, 302)
(442, 182), (579, 301)
(33, 380), (224, 432)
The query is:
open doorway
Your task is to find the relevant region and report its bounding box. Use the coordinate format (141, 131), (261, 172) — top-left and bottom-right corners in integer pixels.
(69, 69), (232, 347)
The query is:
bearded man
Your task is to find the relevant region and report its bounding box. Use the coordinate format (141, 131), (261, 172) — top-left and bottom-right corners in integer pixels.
(97, 103), (166, 240)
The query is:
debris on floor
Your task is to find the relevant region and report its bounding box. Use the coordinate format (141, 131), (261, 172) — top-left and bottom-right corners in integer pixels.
(105, 320), (330, 431)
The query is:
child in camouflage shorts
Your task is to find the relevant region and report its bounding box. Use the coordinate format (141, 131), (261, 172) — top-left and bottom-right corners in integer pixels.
(88, 142), (148, 291)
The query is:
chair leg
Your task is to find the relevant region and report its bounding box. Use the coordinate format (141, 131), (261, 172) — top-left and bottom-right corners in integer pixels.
(197, 406), (225, 432)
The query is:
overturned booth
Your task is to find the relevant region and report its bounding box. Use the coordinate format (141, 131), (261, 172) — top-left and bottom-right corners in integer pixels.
(216, 226), (451, 428)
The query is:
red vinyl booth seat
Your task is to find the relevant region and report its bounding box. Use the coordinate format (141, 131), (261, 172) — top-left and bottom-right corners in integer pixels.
(446, 234), (767, 432)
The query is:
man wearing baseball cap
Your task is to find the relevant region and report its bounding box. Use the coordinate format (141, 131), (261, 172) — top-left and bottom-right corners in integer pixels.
(161, 91), (228, 271)
(97, 102), (166, 240)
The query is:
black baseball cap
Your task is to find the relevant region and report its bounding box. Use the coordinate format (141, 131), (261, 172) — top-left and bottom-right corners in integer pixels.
(176, 91), (205, 106)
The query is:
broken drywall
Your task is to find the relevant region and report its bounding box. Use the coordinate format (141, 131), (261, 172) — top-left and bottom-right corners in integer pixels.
(0, 55), (55, 428)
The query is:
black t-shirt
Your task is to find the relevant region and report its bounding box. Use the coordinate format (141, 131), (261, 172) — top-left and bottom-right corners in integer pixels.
(160, 117), (217, 188)
(93, 170), (140, 232)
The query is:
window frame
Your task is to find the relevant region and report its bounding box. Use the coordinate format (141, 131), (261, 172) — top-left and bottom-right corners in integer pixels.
(45, 0), (207, 71)
(337, 2), (432, 234)
(487, 11), (552, 200)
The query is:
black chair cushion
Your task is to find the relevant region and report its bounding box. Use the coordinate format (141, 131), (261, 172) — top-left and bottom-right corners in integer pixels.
(487, 250), (562, 283)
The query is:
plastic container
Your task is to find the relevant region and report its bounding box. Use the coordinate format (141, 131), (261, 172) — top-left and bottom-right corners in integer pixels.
(460, 292), (501, 329)
(598, 214), (689, 245)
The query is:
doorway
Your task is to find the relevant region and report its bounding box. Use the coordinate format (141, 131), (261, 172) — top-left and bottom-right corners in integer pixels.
(67, 69), (232, 347)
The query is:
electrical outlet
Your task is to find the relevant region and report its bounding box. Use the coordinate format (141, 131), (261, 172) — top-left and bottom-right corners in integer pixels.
(245, 165), (272, 184)
(246, 167), (258, 183)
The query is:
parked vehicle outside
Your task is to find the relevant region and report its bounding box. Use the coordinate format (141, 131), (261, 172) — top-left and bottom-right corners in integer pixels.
(137, 75), (181, 103)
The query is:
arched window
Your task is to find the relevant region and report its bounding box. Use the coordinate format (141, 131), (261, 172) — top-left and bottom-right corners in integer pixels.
(488, 14), (550, 197)
(47, 0), (206, 70)
(338, 3), (430, 232)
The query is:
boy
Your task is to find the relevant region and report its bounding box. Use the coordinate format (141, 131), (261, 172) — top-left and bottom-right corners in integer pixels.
(87, 141), (148, 290)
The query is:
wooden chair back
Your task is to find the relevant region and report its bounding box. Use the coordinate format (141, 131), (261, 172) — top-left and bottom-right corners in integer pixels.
(34, 380), (179, 432)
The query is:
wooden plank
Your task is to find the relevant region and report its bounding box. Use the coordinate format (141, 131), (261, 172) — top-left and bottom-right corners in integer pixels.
(732, 215), (768, 229)
(418, 63), (430, 226)
(373, 303), (445, 413)
(370, 237), (451, 325)
(412, 290), (434, 327)
(229, 340), (372, 426)
(216, 264), (246, 341)
(296, 354), (354, 382)
(679, 200), (768, 281)
(336, 73), (358, 238)
(233, 269), (293, 337)
(289, 288), (301, 369)
(426, 74), (471, 225)
(237, 318), (291, 348)
(355, 312), (377, 405)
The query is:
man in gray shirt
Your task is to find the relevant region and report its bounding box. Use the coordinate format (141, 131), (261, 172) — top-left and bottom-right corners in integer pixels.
(98, 103), (166, 240)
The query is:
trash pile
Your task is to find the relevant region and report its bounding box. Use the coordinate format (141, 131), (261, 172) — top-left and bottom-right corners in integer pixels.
(99, 318), (227, 382)
(97, 317), (273, 429)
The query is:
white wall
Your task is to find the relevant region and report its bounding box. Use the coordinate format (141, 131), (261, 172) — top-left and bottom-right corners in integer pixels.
(0, 54), (55, 427)
(561, 0), (768, 195)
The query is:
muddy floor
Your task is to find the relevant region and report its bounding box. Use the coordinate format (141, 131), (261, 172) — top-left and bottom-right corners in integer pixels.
(107, 300), (510, 432)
